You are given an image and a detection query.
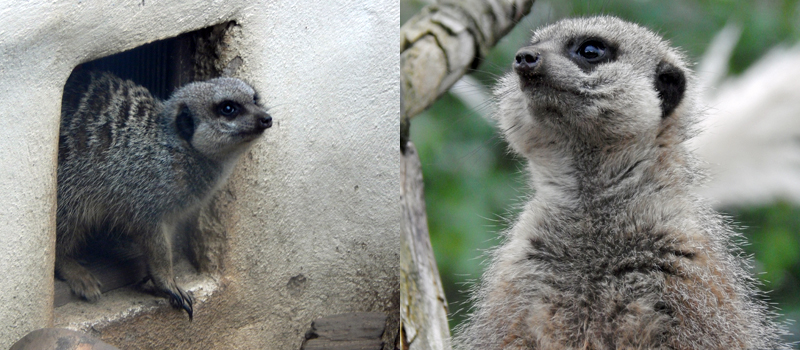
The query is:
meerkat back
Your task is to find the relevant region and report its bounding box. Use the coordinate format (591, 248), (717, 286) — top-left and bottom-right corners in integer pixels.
(57, 70), (272, 318)
(454, 16), (789, 350)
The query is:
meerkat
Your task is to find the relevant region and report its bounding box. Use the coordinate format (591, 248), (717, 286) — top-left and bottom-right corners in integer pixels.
(57, 70), (272, 318)
(453, 16), (789, 349)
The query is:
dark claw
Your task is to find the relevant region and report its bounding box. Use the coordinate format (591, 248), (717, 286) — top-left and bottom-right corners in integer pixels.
(166, 288), (194, 320)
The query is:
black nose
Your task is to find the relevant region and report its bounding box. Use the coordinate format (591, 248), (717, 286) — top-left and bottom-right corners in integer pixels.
(258, 114), (273, 130)
(514, 48), (540, 73)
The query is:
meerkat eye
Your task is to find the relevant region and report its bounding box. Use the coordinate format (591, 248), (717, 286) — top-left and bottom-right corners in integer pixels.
(578, 40), (606, 61)
(217, 101), (239, 118)
(569, 38), (615, 71)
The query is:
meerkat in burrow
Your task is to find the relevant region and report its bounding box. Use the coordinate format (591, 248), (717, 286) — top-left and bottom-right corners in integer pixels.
(454, 16), (789, 349)
(57, 70), (272, 318)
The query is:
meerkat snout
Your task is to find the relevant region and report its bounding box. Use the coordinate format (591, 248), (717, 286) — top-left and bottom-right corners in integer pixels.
(513, 48), (541, 74)
(258, 113), (273, 130)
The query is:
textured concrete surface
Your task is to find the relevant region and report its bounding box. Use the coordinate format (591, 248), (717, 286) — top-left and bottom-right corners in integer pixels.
(0, 1), (398, 348)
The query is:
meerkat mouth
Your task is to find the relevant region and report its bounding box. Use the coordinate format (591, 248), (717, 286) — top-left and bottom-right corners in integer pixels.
(518, 75), (579, 97)
(234, 115), (272, 140)
(235, 129), (267, 139)
(520, 82), (582, 115)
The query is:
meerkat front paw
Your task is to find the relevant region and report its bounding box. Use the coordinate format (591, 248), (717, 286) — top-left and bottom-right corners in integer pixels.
(55, 257), (103, 301)
(68, 274), (103, 302)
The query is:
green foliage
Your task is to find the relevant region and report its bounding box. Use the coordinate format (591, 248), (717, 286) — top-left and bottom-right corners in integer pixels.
(730, 203), (800, 310)
(411, 93), (525, 328)
(406, 0), (800, 344)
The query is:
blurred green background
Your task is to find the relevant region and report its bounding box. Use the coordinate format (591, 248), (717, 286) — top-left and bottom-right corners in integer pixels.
(402, 0), (800, 345)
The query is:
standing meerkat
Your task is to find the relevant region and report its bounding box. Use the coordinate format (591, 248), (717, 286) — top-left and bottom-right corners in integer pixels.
(454, 16), (789, 349)
(57, 71), (272, 318)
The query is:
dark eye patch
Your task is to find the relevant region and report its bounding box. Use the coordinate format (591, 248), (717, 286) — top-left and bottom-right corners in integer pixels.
(568, 37), (616, 72)
(654, 61), (686, 118)
(217, 101), (240, 118)
(578, 40), (606, 61)
(176, 105), (195, 143)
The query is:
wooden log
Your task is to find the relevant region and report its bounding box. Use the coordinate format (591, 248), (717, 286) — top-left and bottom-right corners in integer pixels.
(301, 312), (388, 350)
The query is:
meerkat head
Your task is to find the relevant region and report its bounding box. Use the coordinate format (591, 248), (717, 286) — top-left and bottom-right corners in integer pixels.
(166, 77), (272, 161)
(496, 16), (692, 158)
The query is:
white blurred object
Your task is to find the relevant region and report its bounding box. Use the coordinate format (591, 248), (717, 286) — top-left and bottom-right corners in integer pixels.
(691, 23), (800, 208)
(696, 23), (743, 97)
(450, 75), (495, 122)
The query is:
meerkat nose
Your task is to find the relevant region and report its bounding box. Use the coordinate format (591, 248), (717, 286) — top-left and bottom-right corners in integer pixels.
(514, 48), (541, 74)
(258, 113), (273, 130)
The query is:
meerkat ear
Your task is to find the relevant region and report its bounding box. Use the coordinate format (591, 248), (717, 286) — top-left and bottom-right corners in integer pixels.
(655, 61), (686, 118)
(176, 105), (195, 143)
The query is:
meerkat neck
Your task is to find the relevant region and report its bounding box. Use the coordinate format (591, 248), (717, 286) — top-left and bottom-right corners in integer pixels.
(527, 140), (693, 210)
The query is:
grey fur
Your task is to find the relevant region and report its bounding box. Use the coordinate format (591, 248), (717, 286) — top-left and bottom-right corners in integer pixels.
(454, 16), (789, 349)
(57, 71), (272, 318)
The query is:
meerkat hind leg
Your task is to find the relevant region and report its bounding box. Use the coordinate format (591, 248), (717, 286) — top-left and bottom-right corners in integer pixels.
(138, 222), (194, 319)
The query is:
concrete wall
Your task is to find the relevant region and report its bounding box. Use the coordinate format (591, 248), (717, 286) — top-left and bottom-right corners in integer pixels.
(0, 1), (398, 348)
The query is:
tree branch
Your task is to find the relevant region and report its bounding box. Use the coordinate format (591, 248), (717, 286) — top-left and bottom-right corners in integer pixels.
(400, 0), (534, 122)
(401, 143), (452, 350)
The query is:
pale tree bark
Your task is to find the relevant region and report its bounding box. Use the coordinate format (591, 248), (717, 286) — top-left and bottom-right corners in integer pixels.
(399, 1), (535, 349)
(401, 0), (533, 123)
(401, 144), (451, 350)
